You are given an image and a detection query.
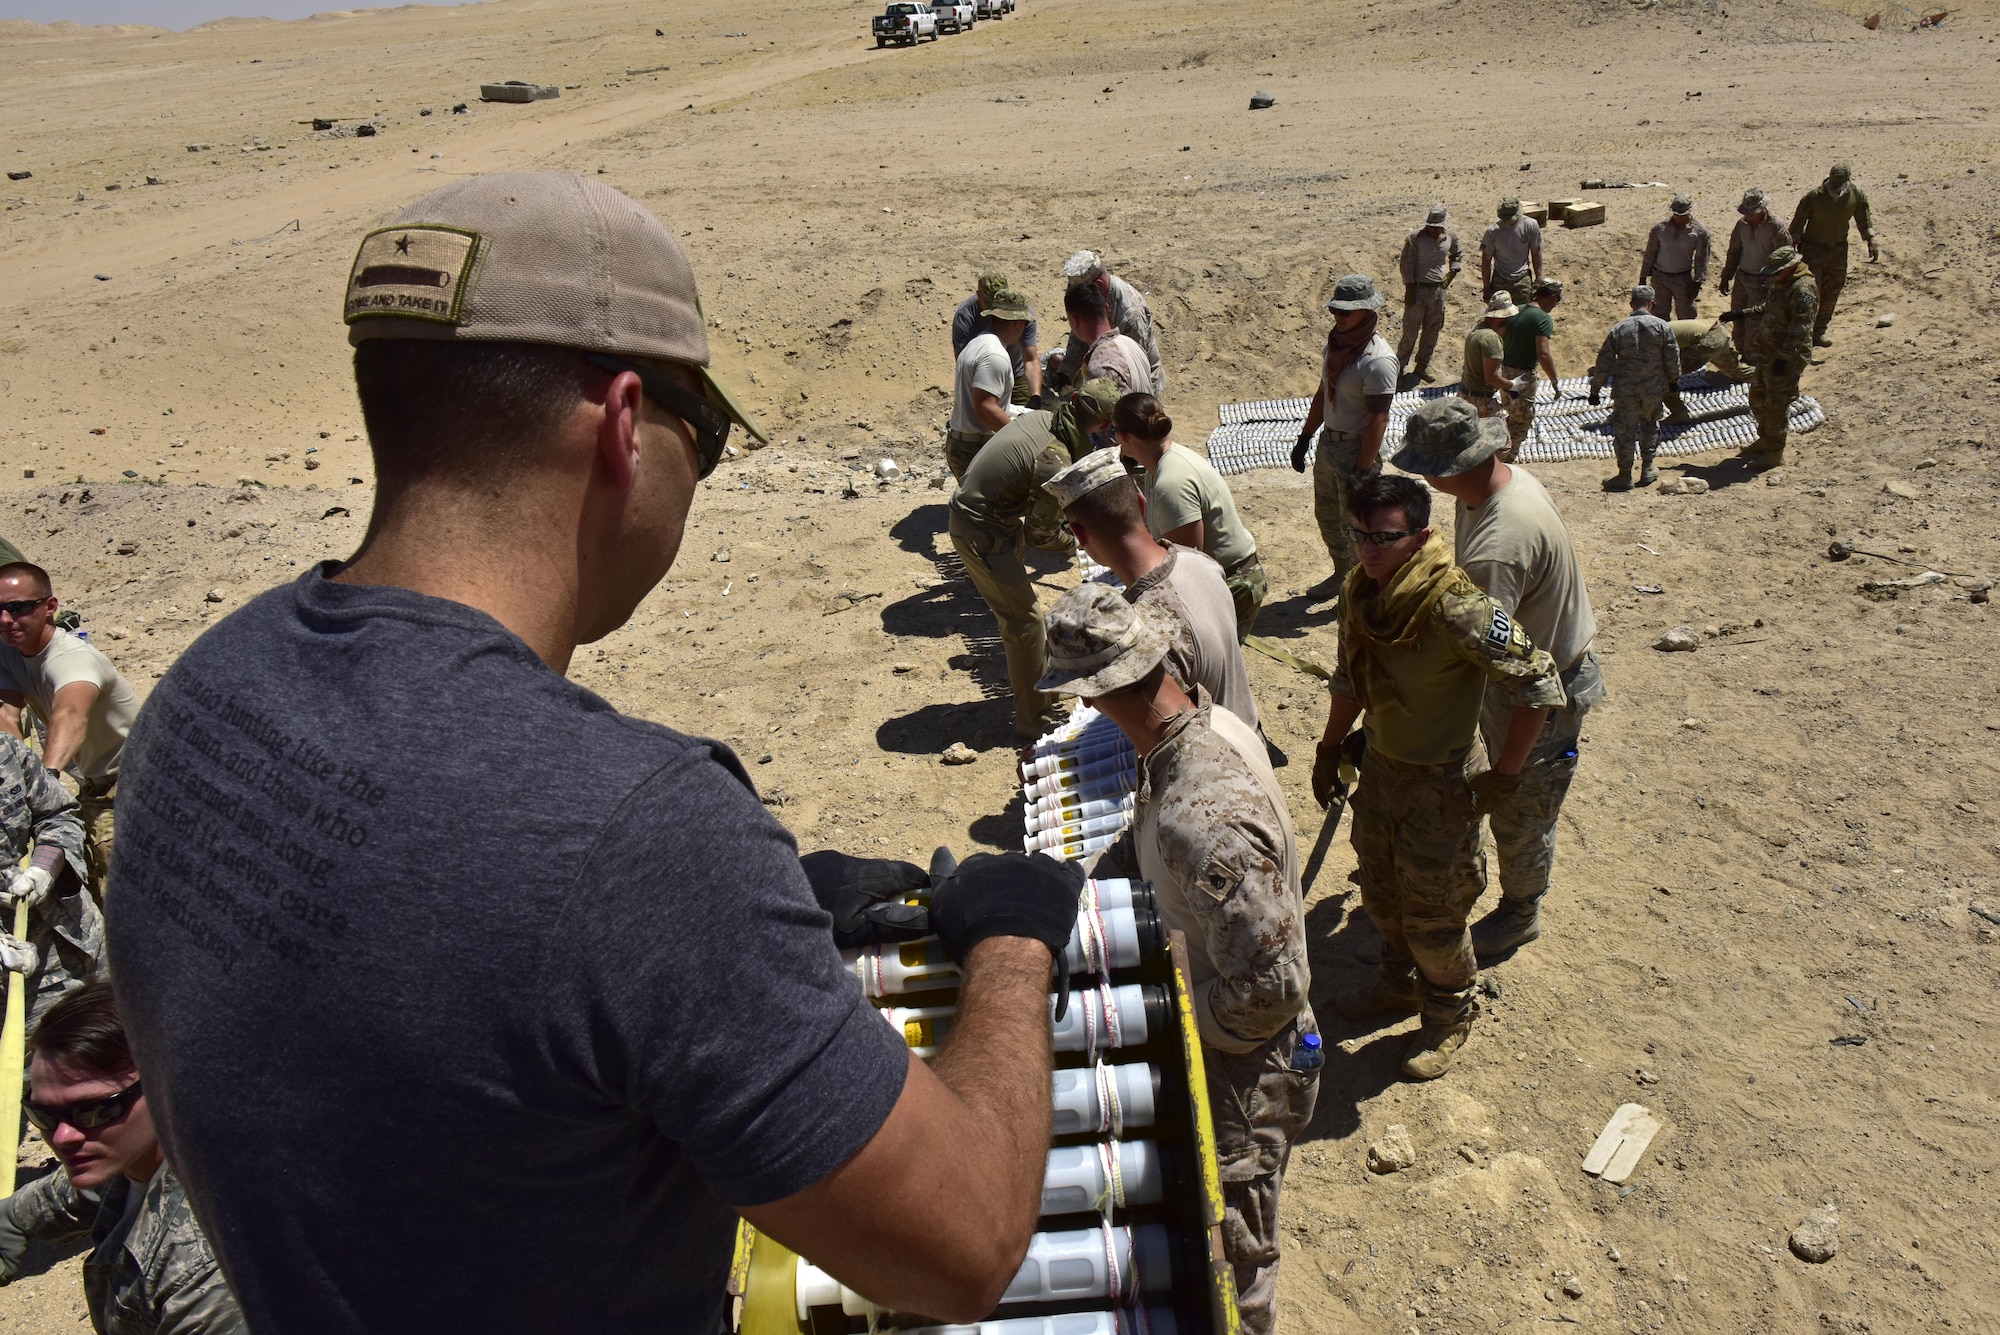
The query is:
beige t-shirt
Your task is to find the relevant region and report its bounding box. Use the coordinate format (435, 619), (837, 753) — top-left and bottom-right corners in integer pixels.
(1453, 465), (1596, 673)
(0, 627), (140, 779)
(1086, 332), (1156, 396)
(1143, 445), (1257, 574)
(1124, 545), (1259, 731)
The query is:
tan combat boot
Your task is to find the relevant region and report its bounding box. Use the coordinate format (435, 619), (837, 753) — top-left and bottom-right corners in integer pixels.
(1637, 454), (1659, 487)
(1401, 1016), (1474, 1080)
(1334, 967), (1420, 1021)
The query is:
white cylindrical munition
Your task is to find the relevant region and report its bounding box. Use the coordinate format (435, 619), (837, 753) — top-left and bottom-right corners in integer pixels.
(1078, 878), (1146, 912)
(846, 902), (1158, 998)
(998, 1222), (1173, 1304)
(889, 1309), (1179, 1335)
(1025, 795), (1133, 835)
(1024, 756), (1137, 803)
(1025, 813), (1132, 855)
(885, 983), (1164, 1057)
(1040, 1138), (1164, 1216)
(1050, 1062), (1158, 1137)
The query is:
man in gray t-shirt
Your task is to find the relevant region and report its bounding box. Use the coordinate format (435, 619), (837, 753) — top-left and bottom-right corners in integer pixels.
(1480, 198), (1543, 307)
(1293, 275), (1399, 592)
(952, 270), (1040, 405)
(945, 289), (1031, 478)
(109, 173), (1084, 1335)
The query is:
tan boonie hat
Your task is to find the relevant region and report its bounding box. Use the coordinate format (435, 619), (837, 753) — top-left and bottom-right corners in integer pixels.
(981, 288), (1034, 322)
(343, 171), (765, 442)
(1425, 203), (1449, 226)
(1070, 376), (1123, 422)
(1043, 447), (1133, 510)
(1483, 293), (1518, 319)
(1037, 582), (1171, 696)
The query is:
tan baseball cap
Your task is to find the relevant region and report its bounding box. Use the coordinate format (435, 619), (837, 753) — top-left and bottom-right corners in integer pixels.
(343, 171), (766, 443)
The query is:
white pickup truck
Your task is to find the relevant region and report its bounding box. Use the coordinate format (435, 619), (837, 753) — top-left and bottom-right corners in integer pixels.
(973, 0), (1012, 17)
(872, 2), (938, 45)
(932, 0), (974, 32)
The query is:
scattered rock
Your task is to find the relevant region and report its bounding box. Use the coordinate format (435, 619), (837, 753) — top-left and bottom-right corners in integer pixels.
(114, 539), (138, 556)
(1248, 89), (1276, 109)
(104, 625), (131, 640)
(1635, 1068), (1660, 1085)
(204, 587), (227, 603)
(93, 274), (112, 282)
(1914, 457), (1937, 469)
(891, 661), (918, 674)
(1882, 479), (1921, 499)
(1367, 1124), (1416, 1174)
(1789, 1204), (1839, 1263)
(1562, 1276), (1585, 1299)
(940, 741), (977, 765)
(711, 549), (730, 563)
(1658, 476), (1708, 495)
(1876, 312), (1897, 327)
(1763, 470), (1787, 485)
(4, 171), (29, 182)
(757, 753), (773, 765)
(1653, 626), (1700, 652)
(221, 522), (247, 539)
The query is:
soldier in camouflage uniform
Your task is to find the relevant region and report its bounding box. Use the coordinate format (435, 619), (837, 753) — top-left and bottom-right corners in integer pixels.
(1663, 317), (1751, 423)
(1317, 474), (1564, 1080)
(1721, 245), (1817, 469)
(1046, 583), (1315, 1335)
(0, 731), (96, 1030)
(948, 379), (1120, 741)
(1788, 163), (1877, 346)
(1587, 285), (1682, 490)
(0, 979), (245, 1334)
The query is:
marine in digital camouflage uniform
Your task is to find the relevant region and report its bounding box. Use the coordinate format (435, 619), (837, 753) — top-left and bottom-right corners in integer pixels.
(1319, 476), (1563, 1080)
(1727, 246), (1817, 468)
(1587, 286), (1682, 490)
(1788, 163), (1876, 346)
(0, 1160), (244, 1335)
(0, 731), (95, 1030)
(1047, 583), (1315, 1335)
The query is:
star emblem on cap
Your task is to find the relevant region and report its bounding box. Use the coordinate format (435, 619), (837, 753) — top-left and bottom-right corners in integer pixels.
(394, 234), (412, 254)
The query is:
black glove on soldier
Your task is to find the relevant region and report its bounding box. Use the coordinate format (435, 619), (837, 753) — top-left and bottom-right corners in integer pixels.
(930, 853), (1086, 1018)
(800, 851), (932, 948)
(1290, 430), (1313, 473)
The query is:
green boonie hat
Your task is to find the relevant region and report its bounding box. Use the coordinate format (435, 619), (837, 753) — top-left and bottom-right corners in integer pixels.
(1828, 162), (1852, 179)
(1671, 193), (1693, 214)
(1738, 187), (1767, 215)
(1036, 582), (1171, 697)
(981, 288), (1033, 322)
(1498, 196), (1521, 218)
(1043, 447), (1132, 510)
(976, 270), (1009, 298)
(1758, 246), (1802, 275)
(1070, 377), (1122, 421)
(1326, 273), (1385, 312)
(343, 171), (767, 443)
(1389, 396), (1509, 478)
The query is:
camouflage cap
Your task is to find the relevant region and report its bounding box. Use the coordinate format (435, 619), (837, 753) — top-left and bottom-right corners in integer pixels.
(1828, 162), (1852, 180)
(1483, 292), (1518, 320)
(980, 288), (1034, 322)
(1757, 245), (1803, 275)
(1070, 376), (1123, 422)
(1533, 277), (1564, 299)
(1389, 396), (1508, 478)
(1064, 249), (1105, 287)
(1326, 273), (1385, 312)
(1631, 284), (1656, 305)
(1036, 582), (1171, 697)
(1043, 446), (1131, 510)
(1498, 196), (1521, 218)
(1671, 193), (1694, 215)
(976, 270), (1009, 299)
(1737, 187), (1768, 215)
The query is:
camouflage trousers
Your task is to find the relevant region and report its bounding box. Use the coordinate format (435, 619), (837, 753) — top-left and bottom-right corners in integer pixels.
(944, 428), (992, 481)
(80, 780), (113, 909)
(1395, 285), (1447, 375)
(1478, 651), (1601, 905)
(1208, 1014), (1320, 1335)
(1747, 363), (1802, 459)
(1350, 744), (1487, 1023)
(1502, 369), (1539, 455)
(1608, 393), (1664, 471)
(1801, 239), (1847, 339)
(947, 512), (1057, 738)
(1665, 325), (1749, 419)
(1489, 272), (1535, 309)
(1223, 553), (1268, 640)
(1311, 430), (1379, 591)
(1726, 275), (1770, 351)
(1458, 387), (1502, 419)
(1648, 270), (1698, 321)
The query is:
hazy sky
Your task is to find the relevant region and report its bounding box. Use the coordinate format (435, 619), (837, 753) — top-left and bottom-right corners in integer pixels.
(5, 0), (481, 28)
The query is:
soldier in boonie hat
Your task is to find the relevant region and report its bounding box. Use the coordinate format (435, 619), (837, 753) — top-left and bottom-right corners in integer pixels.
(1670, 193), (1694, 215)
(1390, 396), (1509, 479)
(1643, 193), (1710, 320)
(1497, 195), (1521, 219)
(344, 171), (765, 466)
(975, 270), (1010, 303)
(1035, 582), (1171, 697)
(1757, 245), (1803, 276)
(1325, 274), (1386, 312)
(980, 288), (1034, 323)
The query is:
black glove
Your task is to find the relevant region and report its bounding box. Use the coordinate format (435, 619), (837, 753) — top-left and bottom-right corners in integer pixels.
(1716, 309), (1745, 325)
(1290, 431), (1312, 473)
(1310, 730), (1367, 809)
(930, 853), (1085, 1018)
(800, 851), (932, 948)
(1587, 386), (1602, 407)
(1769, 357), (1790, 377)
(1027, 393), (1044, 410)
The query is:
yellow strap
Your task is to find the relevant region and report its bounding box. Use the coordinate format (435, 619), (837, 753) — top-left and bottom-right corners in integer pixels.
(0, 866), (28, 1197)
(1242, 635), (1332, 682)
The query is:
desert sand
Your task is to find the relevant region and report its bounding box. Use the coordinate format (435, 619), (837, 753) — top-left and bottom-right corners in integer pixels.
(1, 0), (1997, 1330)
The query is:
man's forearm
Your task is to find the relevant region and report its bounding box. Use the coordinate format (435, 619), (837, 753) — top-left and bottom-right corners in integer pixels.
(41, 713), (87, 774)
(0, 703), (22, 742)
(1022, 347), (1042, 397)
(1321, 691), (1362, 747)
(1495, 705), (1551, 774)
(1359, 412), (1388, 470)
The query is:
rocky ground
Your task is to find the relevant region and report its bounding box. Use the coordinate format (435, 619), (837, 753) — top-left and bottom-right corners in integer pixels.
(2, 0), (1997, 1331)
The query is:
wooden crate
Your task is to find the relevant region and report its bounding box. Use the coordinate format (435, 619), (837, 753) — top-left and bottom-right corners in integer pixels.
(1563, 201), (1608, 228)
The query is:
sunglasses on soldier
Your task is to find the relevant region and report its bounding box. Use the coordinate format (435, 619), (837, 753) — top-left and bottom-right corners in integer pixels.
(0, 598), (49, 620)
(25, 1080), (143, 1135)
(1349, 526), (1422, 548)
(584, 353), (732, 481)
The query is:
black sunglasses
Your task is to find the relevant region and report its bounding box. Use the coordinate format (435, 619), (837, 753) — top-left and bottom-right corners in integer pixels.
(0, 598), (48, 620)
(1349, 526), (1422, 549)
(584, 353), (733, 481)
(25, 1079), (143, 1135)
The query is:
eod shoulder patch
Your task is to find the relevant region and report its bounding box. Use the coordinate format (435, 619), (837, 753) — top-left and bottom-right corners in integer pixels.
(1486, 605), (1532, 657)
(343, 225), (482, 326)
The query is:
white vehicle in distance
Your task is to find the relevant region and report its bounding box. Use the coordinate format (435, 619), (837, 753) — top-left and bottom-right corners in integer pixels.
(933, 0), (974, 32)
(972, 0), (1004, 17)
(872, 1), (939, 45)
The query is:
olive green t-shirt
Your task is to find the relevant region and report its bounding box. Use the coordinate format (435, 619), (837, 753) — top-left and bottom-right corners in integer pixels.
(1143, 446), (1256, 573)
(1461, 327), (1504, 394)
(1501, 305), (1553, 371)
(949, 410), (1077, 532)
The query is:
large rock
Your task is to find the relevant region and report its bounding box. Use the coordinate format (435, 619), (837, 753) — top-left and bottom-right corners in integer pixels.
(1367, 1123), (1416, 1174)
(1653, 626), (1700, 652)
(1789, 1204), (1839, 1263)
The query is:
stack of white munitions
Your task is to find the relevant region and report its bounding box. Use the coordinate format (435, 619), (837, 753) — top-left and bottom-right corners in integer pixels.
(802, 872), (1183, 1330)
(1020, 707), (1138, 861)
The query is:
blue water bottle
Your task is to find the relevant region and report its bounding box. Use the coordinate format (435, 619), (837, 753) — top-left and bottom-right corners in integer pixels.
(1291, 1032), (1324, 1073)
